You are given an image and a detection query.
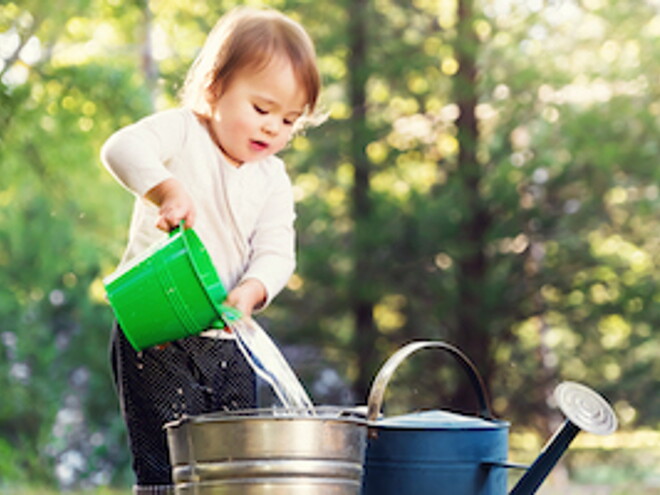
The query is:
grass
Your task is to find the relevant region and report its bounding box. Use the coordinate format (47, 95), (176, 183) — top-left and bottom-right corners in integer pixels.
(5, 431), (660, 494)
(7, 481), (660, 495)
(5, 476), (660, 495)
(2, 489), (129, 495)
(513, 430), (660, 495)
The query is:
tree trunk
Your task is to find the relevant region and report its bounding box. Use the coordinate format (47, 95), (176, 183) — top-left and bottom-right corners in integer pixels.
(451, 0), (495, 410)
(347, 0), (378, 403)
(139, 0), (158, 111)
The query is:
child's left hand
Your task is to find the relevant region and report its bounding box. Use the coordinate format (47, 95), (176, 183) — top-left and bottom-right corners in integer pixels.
(225, 278), (267, 317)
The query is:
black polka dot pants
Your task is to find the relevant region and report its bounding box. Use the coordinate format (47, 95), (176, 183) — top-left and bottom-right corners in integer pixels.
(110, 322), (256, 486)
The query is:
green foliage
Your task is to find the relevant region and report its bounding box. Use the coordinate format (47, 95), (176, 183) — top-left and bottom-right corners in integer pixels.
(1, 0), (149, 488)
(3, 0), (660, 490)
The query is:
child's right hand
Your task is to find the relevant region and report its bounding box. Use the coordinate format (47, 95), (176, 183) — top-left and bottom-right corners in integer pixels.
(145, 178), (197, 231)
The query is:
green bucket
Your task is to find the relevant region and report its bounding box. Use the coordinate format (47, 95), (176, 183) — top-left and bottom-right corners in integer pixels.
(104, 225), (240, 351)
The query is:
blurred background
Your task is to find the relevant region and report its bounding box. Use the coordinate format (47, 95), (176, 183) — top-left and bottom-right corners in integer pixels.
(2, 0), (660, 493)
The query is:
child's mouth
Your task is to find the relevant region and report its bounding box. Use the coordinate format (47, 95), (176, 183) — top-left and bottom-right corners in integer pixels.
(250, 140), (269, 152)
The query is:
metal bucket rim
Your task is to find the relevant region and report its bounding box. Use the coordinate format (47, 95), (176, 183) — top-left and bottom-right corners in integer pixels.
(165, 406), (368, 429)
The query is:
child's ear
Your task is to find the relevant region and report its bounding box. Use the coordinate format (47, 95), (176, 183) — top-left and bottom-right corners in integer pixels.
(205, 80), (223, 105)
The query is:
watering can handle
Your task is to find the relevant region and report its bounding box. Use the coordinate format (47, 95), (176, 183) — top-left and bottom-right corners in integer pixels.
(366, 341), (494, 422)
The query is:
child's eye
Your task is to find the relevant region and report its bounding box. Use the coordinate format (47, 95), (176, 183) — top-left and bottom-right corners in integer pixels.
(253, 104), (267, 115)
(283, 118), (295, 126)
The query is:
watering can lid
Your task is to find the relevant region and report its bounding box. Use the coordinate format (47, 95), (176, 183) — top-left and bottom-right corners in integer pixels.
(373, 409), (508, 430)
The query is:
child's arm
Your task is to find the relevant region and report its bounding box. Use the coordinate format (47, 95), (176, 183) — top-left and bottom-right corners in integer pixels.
(145, 177), (197, 231)
(101, 109), (189, 230)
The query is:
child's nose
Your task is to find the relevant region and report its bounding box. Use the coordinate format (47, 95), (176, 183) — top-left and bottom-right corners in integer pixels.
(262, 118), (280, 136)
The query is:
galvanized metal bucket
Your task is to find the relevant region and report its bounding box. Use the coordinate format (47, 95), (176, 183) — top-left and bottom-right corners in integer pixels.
(165, 407), (367, 495)
(362, 341), (509, 495)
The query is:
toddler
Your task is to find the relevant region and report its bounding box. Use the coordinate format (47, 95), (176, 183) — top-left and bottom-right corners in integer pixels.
(100, 7), (320, 494)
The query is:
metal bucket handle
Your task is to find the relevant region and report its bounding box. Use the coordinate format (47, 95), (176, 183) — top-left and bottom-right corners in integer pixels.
(367, 340), (494, 422)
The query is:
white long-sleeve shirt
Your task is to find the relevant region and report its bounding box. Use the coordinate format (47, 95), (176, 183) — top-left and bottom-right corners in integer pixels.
(101, 108), (296, 308)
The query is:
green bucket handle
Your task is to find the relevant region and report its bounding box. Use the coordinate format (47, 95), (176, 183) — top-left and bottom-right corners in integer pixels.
(171, 221), (243, 328)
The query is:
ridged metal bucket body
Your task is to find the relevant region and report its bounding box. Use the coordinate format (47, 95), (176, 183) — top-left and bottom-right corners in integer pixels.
(362, 410), (509, 495)
(166, 408), (367, 495)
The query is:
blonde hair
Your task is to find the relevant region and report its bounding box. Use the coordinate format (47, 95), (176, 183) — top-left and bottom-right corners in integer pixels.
(181, 7), (321, 125)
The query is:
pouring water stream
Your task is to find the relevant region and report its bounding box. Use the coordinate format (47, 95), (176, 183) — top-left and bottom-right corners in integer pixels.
(224, 314), (315, 413)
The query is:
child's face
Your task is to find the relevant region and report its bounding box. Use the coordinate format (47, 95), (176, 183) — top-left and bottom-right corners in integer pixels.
(208, 57), (308, 166)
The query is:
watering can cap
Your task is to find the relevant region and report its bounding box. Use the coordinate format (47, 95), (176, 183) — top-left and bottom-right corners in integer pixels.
(374, 410), (508, 431)
(555, 381), (618, 435)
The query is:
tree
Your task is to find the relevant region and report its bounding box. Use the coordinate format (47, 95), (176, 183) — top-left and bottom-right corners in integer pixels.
(4, 0), (660, 489)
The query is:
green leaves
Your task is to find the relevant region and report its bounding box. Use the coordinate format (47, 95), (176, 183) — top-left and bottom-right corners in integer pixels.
(4, 0), (660, 488)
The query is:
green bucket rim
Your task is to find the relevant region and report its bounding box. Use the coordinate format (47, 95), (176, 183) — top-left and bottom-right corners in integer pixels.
(166, 225), (242, 326)
(177, 226), (242, 324)
(179, 227), (224, 316)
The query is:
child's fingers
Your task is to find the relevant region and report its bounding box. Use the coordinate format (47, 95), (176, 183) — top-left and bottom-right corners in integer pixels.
(183, 208), (196, 229)
(155, 216), (182, 232)
(155, 216), (170, 232)
(156, 203), (196, 231)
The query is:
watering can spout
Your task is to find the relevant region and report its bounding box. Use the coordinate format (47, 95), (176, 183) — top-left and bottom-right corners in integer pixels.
(508, 382), (618, 495)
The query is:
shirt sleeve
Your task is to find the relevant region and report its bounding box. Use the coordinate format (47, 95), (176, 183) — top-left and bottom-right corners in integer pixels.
(240, 162), (296, 309)
(100, 109), (188, 197)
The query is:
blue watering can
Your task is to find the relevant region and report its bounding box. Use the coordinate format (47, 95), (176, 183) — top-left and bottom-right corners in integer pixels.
(361, 341), (618, 495)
